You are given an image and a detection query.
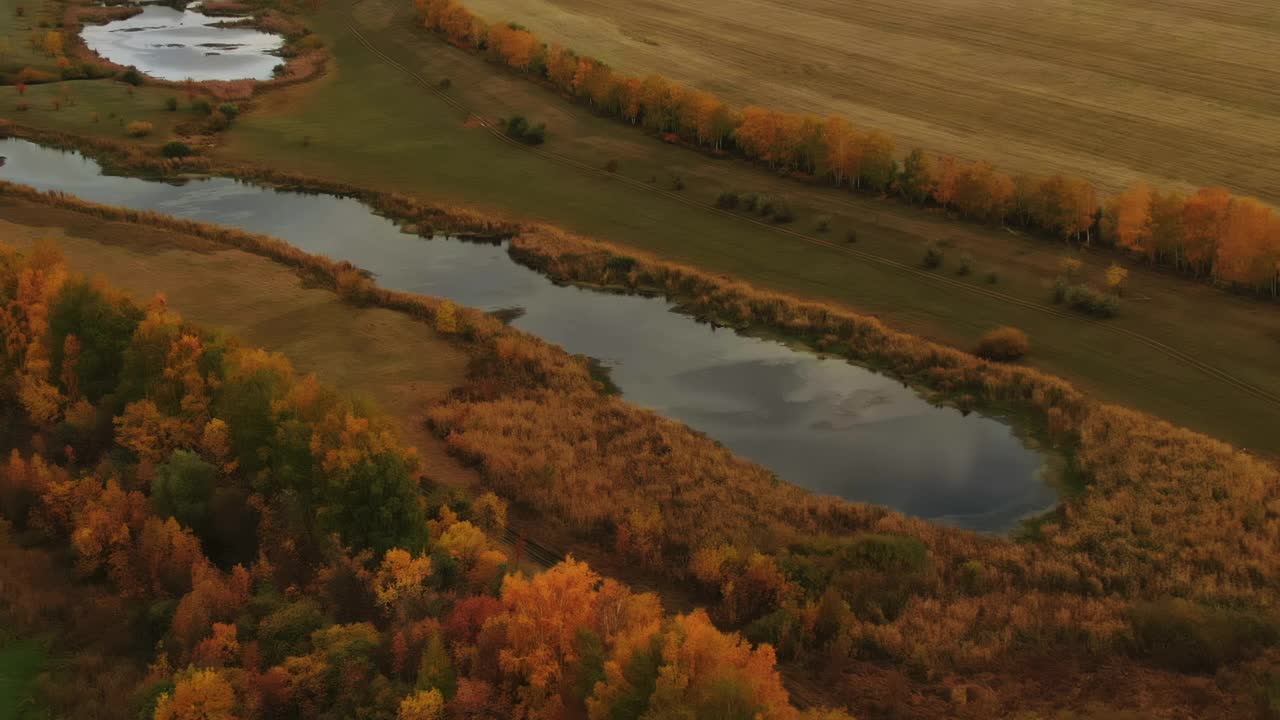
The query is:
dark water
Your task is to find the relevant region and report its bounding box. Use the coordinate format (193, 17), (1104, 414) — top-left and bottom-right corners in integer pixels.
(81, 4), (283, 82)
(0, 139), (1058, 531)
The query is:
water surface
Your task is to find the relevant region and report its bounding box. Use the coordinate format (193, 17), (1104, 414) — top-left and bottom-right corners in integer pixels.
(0, 139), (1057, 531)
(81, 4), (284, 81)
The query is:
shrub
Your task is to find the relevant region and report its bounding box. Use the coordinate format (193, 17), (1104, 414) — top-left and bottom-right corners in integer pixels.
(741, 192), (761, 212)
(922, 243), (943, 269)
(757, 195), (778, 217)
(670, 174), (685, 191)
(272, 63), (286, 78)
(605, 255), (637, 273)
(503, 114), (546, 145)
(522, 122), (546, 145)
(217, 102), (239, 118)
(16, 67), (54, 84)
(765, 197), (793, 223)
(956, 251), (974, 276)
(125, 121), (153, 137)
(205, 110), (231, 132)
(335, 266), (373, 304)
(845, 229), (858, 243)
(603, 159), (618, 173)
(814, 216), (831, 232)
(715, 190), (739, 209)
(161, 141), (193, 158)
(846, 534), (928, 573)
(437, 78), (451, 90)
(191, 99), (212, 115)
(1054, 280), (1119, 317)
(985, 271), (999, 284)
(119, 67), (143, 86)
(1060, 256), (1083, 279)
(164, 97), (178, 111)
(1128, 599), (1280, 673)
(974, 326), (1029, 362)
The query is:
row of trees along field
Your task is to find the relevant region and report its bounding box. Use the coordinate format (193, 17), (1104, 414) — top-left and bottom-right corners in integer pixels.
(413, 0), (1280, 297)
(0, 239), (850, 720)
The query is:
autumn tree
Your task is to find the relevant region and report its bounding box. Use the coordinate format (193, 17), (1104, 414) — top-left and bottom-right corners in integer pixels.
(954, 161), (1014, 223)
(1182, 187), (1232, 277)
(855, 130), (896, 191)
(1215, 196), (1277, 290)
(487, 23), (537, 70)
(153, 669), (239, 720)
(151, 449), (217, 538)
(1102, 181), (1152, 253)
(41, 30), (62, 57)
(1146, 190), (1187, 265)
(1034, 175), (1098, 242)
(819, 116), (858, 186)
(896, 148), (933, 204)
(48, 280), (143, 402)
(471, 491), (507, 532)
(1105, 263), (1130, 295)
(398, 689), (445, 720)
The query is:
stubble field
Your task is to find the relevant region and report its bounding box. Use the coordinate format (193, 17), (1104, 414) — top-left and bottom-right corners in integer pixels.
(462, 0), (1280, 202)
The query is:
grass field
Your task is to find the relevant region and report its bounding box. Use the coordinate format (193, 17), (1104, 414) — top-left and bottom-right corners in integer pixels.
(3, 79), (194, 140)
(0, 0), (64, 75)
(2, 0), (1279, 455)
(460, 0), (1280, 204)
(0, 636), (44, 720)
(0, 198), (478, 487)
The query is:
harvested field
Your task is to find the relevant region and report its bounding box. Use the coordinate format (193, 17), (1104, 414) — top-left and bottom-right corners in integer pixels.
(462, 0), (1280, 202)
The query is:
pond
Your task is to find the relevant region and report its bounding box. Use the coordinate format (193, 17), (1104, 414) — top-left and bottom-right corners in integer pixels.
(80, 3), (284, 82)
(0, 139), (1059, 532)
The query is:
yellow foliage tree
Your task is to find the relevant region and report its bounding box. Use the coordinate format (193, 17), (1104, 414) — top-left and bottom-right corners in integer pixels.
(153, 669), (238, 720)
(397, 689), (445, 720)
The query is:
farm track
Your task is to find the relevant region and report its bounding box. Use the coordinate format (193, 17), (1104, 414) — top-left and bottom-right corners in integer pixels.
(345, 20), (1280, 412)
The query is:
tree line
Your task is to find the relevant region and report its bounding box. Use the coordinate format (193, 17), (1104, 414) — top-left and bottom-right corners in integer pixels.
(413, 0), (1280, 298)
(0, 239), (849, 720)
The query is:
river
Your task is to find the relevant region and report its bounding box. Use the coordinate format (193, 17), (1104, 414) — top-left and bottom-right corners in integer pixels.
(0, 138), (1058, 531)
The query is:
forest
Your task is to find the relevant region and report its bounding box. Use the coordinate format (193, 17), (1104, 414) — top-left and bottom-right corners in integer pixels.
(0, 237), (850, 719)
(413, 0), (1280, 297)
(1, 180), (1278, 717)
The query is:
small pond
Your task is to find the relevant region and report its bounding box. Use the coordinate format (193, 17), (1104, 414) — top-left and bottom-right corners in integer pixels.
(80, 3), (284, 82)
(0, 139), (1059, 532)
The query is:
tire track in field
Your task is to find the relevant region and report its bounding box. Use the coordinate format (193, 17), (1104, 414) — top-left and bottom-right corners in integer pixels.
(344, 21), (1280, 411)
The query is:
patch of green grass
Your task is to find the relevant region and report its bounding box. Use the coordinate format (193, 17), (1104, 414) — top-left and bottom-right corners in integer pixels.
(4, 79), (187, 141)
(0, 0), (65, 76)
(0, 636), (47, 720)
